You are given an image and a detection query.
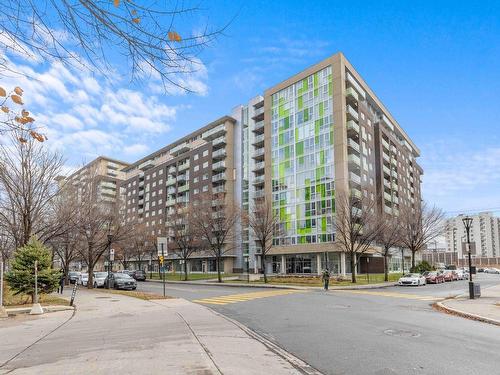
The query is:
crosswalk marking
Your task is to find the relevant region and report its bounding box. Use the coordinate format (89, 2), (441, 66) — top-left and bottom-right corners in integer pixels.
(335, 289), (445, 301)
(193, 289), (305, 305)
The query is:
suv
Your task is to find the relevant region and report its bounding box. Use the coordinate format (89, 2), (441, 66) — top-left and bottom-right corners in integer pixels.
(134, 269), (147, 281)
(68, 271), (81, 284)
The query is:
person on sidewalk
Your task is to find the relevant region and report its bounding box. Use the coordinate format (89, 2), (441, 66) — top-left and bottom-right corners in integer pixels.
(322, 268), (331, 291)
(58, 271), (65, 294)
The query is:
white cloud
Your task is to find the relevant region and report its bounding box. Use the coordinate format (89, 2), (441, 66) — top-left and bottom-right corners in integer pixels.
(124, 143), (150, 156)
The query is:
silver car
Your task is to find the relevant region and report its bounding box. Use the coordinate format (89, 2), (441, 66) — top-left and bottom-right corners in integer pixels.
(93, 272), (108, 288)
(106, 273), (137, 290)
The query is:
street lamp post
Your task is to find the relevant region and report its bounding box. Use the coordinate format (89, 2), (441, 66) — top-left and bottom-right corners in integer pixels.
(107, 227), (113, 289)
(462, 216), (474, 299)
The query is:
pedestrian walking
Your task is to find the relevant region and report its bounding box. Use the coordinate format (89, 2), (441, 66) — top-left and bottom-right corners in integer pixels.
(58, 271), (65, 294)
(322, 268), (330, 291)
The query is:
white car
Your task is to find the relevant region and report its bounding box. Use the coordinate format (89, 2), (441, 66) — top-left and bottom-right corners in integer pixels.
(485, 268), (500, 274)
(79, 273), (89, 286)
(398, 273), (426, 286)
(92, 272), (108, 288)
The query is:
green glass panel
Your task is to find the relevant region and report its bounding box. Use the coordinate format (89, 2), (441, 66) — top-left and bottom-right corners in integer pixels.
(296, 141), (304, 156)
(321, 217), (327, 232)
(319, 102), (324, 117)
(304, 108), (309, 122)
(305, 186), (311, 201)
(298, 96), (303, 110)
(314, 73), (319, 88)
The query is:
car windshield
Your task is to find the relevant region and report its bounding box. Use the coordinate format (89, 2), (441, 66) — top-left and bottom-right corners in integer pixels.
(403, 274), (419, 278)
(69, 272), (79, 276)
(427, 272), (436, 276)
(81, 273), (88, 278)
(95, 272), (108, 278)
(114, 273), (132, 279)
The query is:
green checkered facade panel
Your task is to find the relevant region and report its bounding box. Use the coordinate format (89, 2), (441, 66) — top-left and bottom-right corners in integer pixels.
(271, 66), (335, 246)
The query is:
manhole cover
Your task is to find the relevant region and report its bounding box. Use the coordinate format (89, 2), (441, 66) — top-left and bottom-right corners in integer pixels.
(383, 329), (420, 338)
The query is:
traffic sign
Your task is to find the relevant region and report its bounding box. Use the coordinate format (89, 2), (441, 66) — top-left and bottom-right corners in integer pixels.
(159, 255), (164, 265)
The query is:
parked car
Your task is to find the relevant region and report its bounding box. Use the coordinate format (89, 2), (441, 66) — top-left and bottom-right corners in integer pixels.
(455, 269), (466, 280)
(93, 272), (108, 288)
(423, 271), (445, 284)
(119, 270), (135, 277)
(398, 273), (426, 286)
(134, 269), (147, 281)
(68, 271), (81, 284)
(79, 273), (89, 286)
(485, 268), (500, 274)
(442, 270), (458, 281)
(477, 268), (484, 273)
(106, 273), (137, 290)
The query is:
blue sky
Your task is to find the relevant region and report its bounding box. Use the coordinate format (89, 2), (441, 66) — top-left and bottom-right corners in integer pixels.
(1, 0), (499, 215)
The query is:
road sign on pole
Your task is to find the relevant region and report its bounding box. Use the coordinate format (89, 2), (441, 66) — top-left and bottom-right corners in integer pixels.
(110, 248), (115, 262)
(161, 243), (166, 297)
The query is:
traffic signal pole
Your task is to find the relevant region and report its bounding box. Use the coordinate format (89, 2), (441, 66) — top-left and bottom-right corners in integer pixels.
(161, 243), (165, 297)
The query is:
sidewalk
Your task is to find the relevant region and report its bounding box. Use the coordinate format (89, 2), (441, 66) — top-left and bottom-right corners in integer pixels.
(0, 288), (321, 375)
(438, 284), (500, 326)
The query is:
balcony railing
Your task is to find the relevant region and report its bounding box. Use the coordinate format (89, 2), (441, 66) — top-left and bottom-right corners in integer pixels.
(212, 136), (226, 147)
(348, 153), (361, 166)
(346, 104), (359, 121)
(346, 87), (359, 101)
(347, 120), (359, 133)
(347, 138), (360, 153)
(349, 171), (361, 185)
(178, 184), (189, 193)
(253, 175), (265, 185)
(166, 177), (176, 186)
(178, 161), (190, 171)
(212, 148), (226, 159)
(212, 173), (226, 183)
(253, 134), (265, 145)
(253, 161), (265, 171)
(252, 148), (265, 158)
(213, 161), (226, 171)
(253, 120), (264, 132)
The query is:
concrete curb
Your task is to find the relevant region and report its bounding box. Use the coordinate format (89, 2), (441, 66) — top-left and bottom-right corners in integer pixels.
(5, 305), (74, 315)
(208, 307), (325, 375)
(434, 301), (500, 327)
(145, 279), (397, 291)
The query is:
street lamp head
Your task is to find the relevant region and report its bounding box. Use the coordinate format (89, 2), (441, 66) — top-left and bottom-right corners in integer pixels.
(462, 216), (473, 231)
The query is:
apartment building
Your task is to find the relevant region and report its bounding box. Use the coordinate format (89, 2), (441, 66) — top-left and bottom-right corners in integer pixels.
(61, 156), (129, 203)
(120, 116), (241, 273)
(257, 53), (422, 275)
(68, 52), (422, 276)
(445, 212), (500, 259)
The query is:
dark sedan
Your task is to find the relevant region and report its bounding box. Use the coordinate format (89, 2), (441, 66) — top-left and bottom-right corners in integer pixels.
(106, 273), (137, 290)
(133, 270), (147, 281)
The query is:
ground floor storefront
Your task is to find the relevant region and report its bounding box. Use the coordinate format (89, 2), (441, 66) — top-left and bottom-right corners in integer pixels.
(257, 251), (413, 276)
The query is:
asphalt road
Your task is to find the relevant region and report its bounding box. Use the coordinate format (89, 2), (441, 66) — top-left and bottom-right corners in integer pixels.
(137, 274), (500, 375)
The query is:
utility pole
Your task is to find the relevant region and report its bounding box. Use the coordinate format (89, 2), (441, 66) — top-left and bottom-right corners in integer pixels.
(0, 260), (8, 318)
(462, 216), (476, 299)
(161, 243), (165, 297)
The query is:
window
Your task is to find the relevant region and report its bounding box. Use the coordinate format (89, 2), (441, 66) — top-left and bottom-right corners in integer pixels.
(153, 172), (157, 178)
(159, 169), (163, 175)
(203, 173), (209, 181)
(203, 161), (209, 168)
(194, 188), (199, 194)
(193, 177), (199, 183)
(194, 165), (200, 172)
(203, 150), (209, 157)
(194, 154), (199, 161)
(202, 185), (208, 192)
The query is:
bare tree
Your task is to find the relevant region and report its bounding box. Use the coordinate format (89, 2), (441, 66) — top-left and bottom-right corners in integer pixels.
(334, 193), (383, 283)
(375, 217), (403, 282)
(0, 231), (14, 272)
(127, 222), (155, 271)
(0, 128), (64, 248)
(73, 166), (130, 288)
(168, 203), (199, 281)
(50, 229), (80, 285)
(191, 192), (239, 283)
(399, 202), (444, 269)
(0, 1), (229, 92)
(246, 198), (281, 283)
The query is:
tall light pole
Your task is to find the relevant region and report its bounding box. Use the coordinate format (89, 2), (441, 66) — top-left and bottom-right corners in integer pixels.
(462, 216), (474, 299)
(107, 226), (113, 289)
(0, 260), (7, 318)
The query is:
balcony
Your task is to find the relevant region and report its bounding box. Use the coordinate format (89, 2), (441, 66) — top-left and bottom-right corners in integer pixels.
(384, 192), (392, 202)
(178, 184), (189, 193)
(166, 177), (177, 186)
(381, 138), (390, 151)
(176, 195), (189, 204)
(346, 104), (359, 121)
(212, 148), (226, 159)
(382, 152), (390, 163)
(213, 161), (226, 171)
(253, 120), (264, 133)
(167, 187), (176, 194)
(139, 159), (155, 171)
(391, 157), (397, 166)
(347, 138), (360, 153)
(168, 166), (176, 174)
(391, 170), (398, 179)
(177, 174), (187, 183)
(212, 136), (226, 147)
(383, 165), (391, 176)
(252, 106), (264, 119)
(254, 189), (265, 199)
(384, 205), (392, 214)
(351, 188), (362, 199)
(138, 198), (144, 205)
(393, 196), (399, 205)
(212, 173), (226, 183)
(166, 198), (176, 206)
(253, 175), (265, 185)
(348, 153), (361, 167)
(178, 161), (190, 171)
(170, 142), (190, 155)
(253, 161), (265, 171)
(253, 134), (265, 146)
(383, 179), (391, 189)
(252, 148), (265, 159)
(213, 185), (226, 194)
(138, 180), (144, 187)
(202, 124), (226, 140)
(349, 171), (361, 185)
(212, 199), (225, 207)
(347, 120), (359, 134)
(346, 86), (359, 102)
